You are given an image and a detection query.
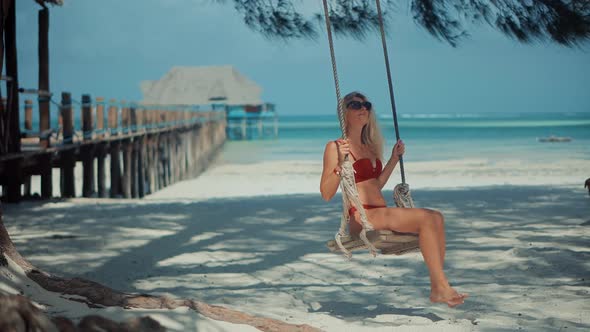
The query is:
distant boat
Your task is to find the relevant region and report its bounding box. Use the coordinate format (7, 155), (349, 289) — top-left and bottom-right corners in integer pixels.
(537, 135), (572, 143)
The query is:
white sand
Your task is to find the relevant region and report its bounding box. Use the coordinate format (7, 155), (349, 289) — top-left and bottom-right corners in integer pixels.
(147, 157), (590, 200)
(4, 155), (590, 331)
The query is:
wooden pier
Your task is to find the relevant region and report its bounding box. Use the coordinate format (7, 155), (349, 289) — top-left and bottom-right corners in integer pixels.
(0, 93), (226, 202)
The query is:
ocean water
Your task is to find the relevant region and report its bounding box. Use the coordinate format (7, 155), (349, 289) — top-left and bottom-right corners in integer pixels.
(20, 108), (590, 166)
(221, 112), (590, 164)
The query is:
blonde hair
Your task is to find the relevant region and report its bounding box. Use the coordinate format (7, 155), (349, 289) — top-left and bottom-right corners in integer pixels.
(340, 91), (384, 159)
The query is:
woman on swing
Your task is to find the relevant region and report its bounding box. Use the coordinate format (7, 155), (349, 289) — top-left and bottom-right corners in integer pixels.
(320, 91), (468, 307)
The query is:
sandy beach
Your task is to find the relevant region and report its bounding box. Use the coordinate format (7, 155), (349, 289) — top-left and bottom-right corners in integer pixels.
(9, 0), (590, 328)
(2, 154), (590, 331)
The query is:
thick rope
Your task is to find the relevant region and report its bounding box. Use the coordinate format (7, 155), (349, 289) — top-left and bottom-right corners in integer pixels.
(375, 0), (415, 208)
(320, 2), (346, 139)
(394, 183), (415, 208)
(322, 0), (377, 258)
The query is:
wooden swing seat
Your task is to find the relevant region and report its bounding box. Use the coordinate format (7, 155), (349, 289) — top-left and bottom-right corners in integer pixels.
(326, 230), (419, 256)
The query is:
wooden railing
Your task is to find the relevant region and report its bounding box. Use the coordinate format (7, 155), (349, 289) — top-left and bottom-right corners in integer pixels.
(0, 92), (227, 202)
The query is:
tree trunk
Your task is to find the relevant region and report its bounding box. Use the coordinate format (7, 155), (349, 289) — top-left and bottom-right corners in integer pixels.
(0, 295), (60, 332)
(0, 205), (33, 271)
(0, 294), (166, 332)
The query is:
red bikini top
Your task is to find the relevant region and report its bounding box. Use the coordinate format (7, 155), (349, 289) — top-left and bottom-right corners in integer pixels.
(349, 151), (382, 183)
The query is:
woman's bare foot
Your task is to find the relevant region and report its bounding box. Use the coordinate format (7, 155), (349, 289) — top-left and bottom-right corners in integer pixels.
(430, 287), (468, 308)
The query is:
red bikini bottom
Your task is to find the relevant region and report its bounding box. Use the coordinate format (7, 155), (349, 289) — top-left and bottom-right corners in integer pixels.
(348, 204), (386, 217)
(348, 204), (386, 234)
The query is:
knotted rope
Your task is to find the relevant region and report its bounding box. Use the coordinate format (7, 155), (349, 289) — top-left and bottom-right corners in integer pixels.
(321, 0), (378, 258)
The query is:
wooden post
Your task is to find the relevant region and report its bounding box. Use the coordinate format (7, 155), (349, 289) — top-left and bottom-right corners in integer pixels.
(23, 99), (33, 197)
(96, 97), (105, 138)
(181, 111), (188, 180)
(159, 112), (167, 188)
(194, 123), (202, 176)
(147, 110), (155, 195)
(143, 109), (150, 196)
(24, 99), (33, 130)
(147, 134), (154, 195)
(190, 124), (197, 178)
(38, 7), (50, 149)
(5, 0), (19, 153)
(171, 112), (178, 184)
(81, 94), (93, 141)
(123, 141), (132, 198)
(130, 106), (138, 198)
(159, 111), (166, 189)
(168, 109), (173, 186)
(61, 92), (75, 198)
(4, 0), (21, 202)
(179, 131), (185, 181)
(183, 127), (189, 180)
(40, 153), (52, 199)
(95, 97), (106, 197)
(121, 101), (132, 198)
(81, 94), (94, 197)
(121, 102), (129, 134)
(23, 176), (31, 197)
(108, 99), (122, 198)
(153, 111), (160, 191)
(137, 109), (146, 198)
(107, 98), (119, 136)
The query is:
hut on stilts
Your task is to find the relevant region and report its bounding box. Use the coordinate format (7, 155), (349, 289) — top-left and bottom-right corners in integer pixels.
(141, 66), (278, 140)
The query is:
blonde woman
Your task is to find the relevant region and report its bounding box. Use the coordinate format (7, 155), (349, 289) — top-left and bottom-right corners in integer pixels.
(319, 91), (468, 307)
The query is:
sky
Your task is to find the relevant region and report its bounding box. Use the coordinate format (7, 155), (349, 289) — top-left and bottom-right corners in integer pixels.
(15, 0), (590, 116)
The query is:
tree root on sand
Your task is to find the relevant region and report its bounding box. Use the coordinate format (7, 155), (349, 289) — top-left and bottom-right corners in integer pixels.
(0, 209), (319, 332)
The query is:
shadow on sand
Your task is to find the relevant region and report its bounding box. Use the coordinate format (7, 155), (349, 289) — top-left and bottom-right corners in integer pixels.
(3, 185), (589, 330)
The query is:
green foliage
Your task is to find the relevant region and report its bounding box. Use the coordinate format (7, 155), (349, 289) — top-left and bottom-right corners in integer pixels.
(226, 0), (590, 46)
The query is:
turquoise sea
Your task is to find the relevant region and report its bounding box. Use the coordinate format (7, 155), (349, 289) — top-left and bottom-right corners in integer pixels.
(21, 109), (590, 164)
(222, 112), (590, 164)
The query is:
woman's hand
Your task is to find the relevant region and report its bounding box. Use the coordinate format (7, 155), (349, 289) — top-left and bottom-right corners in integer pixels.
(392, 139), (405, 160)
(335, 138), (350, 165)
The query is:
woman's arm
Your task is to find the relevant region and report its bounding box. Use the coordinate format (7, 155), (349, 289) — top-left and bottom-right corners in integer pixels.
(377, 155), (399, 189)
(377, 140), (404, 189)
(320, 140), (344, 201)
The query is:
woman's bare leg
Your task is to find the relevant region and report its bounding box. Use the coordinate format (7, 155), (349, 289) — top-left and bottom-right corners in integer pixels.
(355, 209), (446, 267)
(433, 211), (446, 268)
(364, 207), (467, 307)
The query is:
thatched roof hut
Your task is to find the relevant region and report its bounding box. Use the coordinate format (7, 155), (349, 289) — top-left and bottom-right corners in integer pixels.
(34, 0), (63, 6)
(140, 66), (263, 106)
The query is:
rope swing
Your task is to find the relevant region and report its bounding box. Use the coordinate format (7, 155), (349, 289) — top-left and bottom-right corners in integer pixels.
(323, 0), (420, 258)
(374, 0), (416, 210)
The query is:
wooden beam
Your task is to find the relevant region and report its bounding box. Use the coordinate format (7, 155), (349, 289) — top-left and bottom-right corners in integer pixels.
(61, 92), (75, 198)
(24, 100), (33, 130)
(38, 7), (50, 148)
(108, 99), (121, 198)
(37, 8), (53, 199)
(39, 7), (51, 198)
(4, 0), (21, 202)
(95, 97), (105, 197)
(81, 94), (94, 197)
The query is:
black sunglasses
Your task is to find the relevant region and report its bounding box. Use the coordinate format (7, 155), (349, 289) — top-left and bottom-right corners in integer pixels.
(346, 100), (372, 111)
